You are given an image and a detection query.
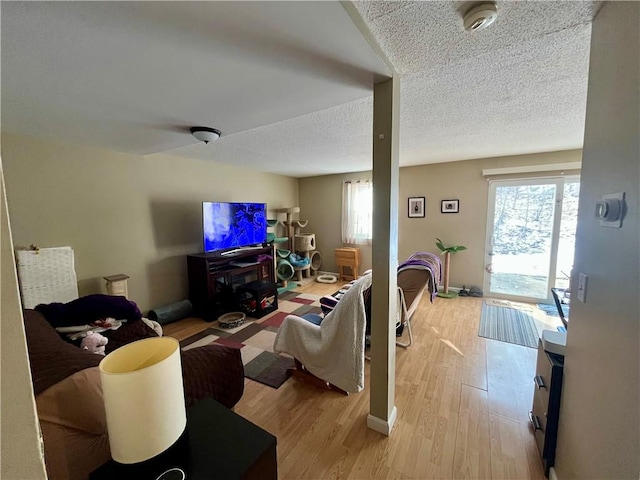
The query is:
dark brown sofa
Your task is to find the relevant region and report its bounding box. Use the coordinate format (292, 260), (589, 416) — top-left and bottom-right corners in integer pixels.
(24, 309), (244, 480)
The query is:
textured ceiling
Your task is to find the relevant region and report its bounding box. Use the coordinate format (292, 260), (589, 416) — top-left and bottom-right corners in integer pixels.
(354, 1), (600, 74)
(1, 1), (388, 155)
(354, 0), (599, 167)
(2, 1), (600, 177)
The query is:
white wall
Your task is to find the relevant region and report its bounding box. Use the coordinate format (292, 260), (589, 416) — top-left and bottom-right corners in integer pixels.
(555, 3), (639, 479)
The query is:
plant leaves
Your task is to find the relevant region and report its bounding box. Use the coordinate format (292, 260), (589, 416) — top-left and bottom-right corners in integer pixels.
(436, 238), (467, 253)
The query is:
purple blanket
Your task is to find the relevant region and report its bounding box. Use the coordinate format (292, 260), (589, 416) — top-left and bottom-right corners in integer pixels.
(35, 294), (142, 328)
(399, 252), (442, 302)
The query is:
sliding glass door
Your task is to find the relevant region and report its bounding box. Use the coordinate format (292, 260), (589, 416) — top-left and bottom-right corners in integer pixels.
(555, 181), (580, 289)
(484, 177), (579, 303)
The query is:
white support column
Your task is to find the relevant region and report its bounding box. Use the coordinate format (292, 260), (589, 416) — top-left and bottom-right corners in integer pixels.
(368, 75), (400, 436)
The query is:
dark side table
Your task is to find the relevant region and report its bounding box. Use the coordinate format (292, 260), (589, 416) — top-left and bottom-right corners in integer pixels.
(91, 398), (277, 480)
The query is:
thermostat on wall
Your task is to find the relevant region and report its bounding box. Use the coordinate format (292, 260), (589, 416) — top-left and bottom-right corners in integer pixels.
(595, 192), (625, 228)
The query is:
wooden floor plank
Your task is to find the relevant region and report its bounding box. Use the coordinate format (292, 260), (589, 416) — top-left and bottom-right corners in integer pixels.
(486, 339), (523, 422)
(486, 338), (538, 426)
(162, 316), (210, 340)
(489, 414), (532, 480)
(453, 385), (492, 480)
(520, 420), (547, 480)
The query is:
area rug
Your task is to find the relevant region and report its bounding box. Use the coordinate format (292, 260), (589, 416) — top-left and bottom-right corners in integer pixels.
(479, 302), (539, 348)
(484, 297), (534, 311)
(180, 291), (323, 389)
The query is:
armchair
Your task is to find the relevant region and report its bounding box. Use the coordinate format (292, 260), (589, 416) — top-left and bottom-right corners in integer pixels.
(317, 252), (441, 349)
(274, 274), (372, 394)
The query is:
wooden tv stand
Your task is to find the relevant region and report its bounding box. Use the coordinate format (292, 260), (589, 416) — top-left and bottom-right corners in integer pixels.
(187, 246), (275, 321)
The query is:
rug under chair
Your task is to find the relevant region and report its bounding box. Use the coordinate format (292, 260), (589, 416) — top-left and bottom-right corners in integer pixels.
(180, 291), (323, 389)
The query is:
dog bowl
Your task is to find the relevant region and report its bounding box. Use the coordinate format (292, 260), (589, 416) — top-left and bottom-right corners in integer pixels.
(217, 312), (246, 329)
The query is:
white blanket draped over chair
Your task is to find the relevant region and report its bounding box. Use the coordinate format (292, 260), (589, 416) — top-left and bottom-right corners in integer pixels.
(274, 274), (372, 394)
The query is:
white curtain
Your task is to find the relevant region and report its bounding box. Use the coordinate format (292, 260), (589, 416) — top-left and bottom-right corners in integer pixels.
(342, 180), (373, 245)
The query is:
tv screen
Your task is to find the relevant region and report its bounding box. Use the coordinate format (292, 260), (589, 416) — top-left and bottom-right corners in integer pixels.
(203, 202), (267, 253)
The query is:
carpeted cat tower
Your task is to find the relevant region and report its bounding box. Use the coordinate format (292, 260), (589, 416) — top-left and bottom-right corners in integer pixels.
(269, 207), (322, 294)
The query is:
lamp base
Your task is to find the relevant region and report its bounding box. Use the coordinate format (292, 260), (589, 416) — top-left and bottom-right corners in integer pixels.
(156, 467), (186, 480)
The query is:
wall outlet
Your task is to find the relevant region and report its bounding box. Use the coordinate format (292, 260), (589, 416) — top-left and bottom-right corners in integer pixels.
(577, 273), (588, 303)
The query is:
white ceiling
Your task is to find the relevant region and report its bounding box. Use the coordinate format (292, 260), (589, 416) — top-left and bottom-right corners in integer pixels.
(2, 1), (599, 178)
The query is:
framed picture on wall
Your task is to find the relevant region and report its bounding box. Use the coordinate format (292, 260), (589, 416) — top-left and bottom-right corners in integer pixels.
(441, 199), (459, 213)
(408, 197), (425, 218)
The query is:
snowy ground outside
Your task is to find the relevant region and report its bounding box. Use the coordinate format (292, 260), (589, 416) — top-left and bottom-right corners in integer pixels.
(489, 241), (574, 298)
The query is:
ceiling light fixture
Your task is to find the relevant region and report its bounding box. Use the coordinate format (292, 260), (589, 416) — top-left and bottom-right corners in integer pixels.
(190, 126), (221, 144)
(463, 3), (498, 32)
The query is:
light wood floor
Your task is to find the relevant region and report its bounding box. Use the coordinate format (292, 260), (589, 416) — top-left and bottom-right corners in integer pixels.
(164, 281), (545, 480)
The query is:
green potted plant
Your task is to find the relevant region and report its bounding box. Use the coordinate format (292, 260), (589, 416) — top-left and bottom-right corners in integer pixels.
(435, 238), (467, 298)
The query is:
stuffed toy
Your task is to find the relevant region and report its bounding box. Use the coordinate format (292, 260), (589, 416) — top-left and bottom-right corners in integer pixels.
(142, 317), (163, 337)
(81, 331), (109, 355)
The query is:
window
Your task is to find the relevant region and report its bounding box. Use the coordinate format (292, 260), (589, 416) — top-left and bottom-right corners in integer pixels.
(342, 180), (372, 244)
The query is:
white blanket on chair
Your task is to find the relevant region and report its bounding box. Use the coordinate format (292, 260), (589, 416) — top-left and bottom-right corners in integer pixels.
(274, 274), (372, 393)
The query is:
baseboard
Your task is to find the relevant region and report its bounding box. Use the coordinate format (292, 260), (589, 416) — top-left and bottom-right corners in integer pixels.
(438, 285), (462, 293)
(549, 467), (559, 480)
(366, 406), (397, 436)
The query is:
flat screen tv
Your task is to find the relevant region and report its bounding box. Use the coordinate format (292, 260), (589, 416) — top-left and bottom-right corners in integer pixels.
(202, 202), (267, 253)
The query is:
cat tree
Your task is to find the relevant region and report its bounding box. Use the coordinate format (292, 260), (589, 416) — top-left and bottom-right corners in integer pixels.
(435, 238), (467, 299)
(269, 207), (322, 292)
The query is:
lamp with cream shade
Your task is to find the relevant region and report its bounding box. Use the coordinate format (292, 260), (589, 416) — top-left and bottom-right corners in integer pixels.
(99, 337), (186, 466)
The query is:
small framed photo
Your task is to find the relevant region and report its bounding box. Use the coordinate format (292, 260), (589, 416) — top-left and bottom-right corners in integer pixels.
(441, 199), (459, 213)
(408, 197), (425, 218)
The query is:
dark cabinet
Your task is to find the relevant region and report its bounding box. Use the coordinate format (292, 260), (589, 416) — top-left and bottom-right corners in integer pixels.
(236, 280), (278, 319)
(530, 339), (564, 477)
(187, 247), (275, 321)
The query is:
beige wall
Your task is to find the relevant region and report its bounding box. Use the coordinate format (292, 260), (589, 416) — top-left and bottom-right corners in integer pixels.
(555, 3), (639, 479)
(299, 171), (373, 274)
(2, 133), (298, 312)
(0, 161), (48, 479)
(300, 149), (581, 289)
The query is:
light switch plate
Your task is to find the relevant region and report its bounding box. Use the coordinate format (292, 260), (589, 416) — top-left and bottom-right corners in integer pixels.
(577, 273), (588, 302)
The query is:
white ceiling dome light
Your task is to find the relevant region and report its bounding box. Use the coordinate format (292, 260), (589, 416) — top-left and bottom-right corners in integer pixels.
(463, 3), (498, 32)
(190, 127), (221, 144)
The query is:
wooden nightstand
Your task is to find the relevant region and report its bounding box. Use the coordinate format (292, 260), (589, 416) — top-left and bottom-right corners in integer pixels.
(335, 247), (360, 281)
